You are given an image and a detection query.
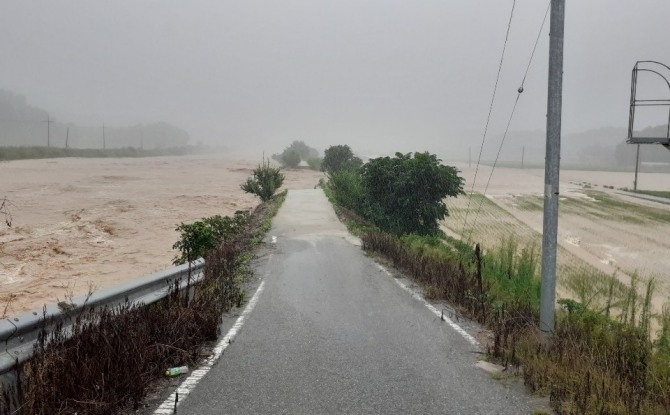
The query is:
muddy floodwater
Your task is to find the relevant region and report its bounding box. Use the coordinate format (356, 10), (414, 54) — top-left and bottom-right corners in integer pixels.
(2, 156), (669, 318)
(0, 155), (323, 316)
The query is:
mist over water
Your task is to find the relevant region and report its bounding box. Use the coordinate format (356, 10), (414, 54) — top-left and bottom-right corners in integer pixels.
(0, 0), (669, 164)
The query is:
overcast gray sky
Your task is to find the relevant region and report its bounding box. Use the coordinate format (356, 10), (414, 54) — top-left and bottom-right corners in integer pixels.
(1, 0), (669, 154)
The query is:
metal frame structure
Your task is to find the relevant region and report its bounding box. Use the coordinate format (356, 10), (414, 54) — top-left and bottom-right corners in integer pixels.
(627, 60), (670, 147)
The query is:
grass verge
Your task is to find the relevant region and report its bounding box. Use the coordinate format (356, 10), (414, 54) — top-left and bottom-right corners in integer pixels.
(322, 182), (670, 414)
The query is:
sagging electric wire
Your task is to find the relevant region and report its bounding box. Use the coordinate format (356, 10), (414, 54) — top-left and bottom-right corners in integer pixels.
(459, 0), (517, 239)
(464, 1), (551, 243)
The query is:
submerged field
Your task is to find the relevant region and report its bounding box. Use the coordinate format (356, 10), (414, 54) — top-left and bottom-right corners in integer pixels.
(442, 164), (670, 324)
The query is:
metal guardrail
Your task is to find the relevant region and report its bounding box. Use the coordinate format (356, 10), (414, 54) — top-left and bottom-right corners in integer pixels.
(0, 259), (205, 375)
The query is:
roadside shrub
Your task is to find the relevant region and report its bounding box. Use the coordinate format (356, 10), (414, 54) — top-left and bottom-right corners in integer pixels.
(329, 170), (365, 212)
(325, 148), (465, 236)
(172, 211), (250, 265)
(241, 159), (284, 201)
(360, 152), (464, 235)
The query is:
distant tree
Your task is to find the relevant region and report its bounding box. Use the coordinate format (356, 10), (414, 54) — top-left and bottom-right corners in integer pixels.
(285, 140), (319, 160)
(273, 141), (320, 168)
(360, 152), (464, 235)
(321, 145), (363, 174)
(241, 159), (285, 201)
(279, 149), (301, 168)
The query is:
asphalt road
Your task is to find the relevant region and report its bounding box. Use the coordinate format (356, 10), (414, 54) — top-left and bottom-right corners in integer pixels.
(176, 189), (534, 414)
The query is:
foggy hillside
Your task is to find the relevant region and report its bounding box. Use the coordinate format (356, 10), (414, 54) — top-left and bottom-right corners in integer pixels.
(0, 89), (190, 149)
(453, 125), (670, 169)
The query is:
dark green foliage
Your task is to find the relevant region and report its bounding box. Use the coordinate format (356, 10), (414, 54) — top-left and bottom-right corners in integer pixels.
(241, 159), (285, 201)
(328, 170), (365, 212)
(172, 211), (250, 265)
(172, 221), (217, 265)
(325, 149), (464, 236)
(321, 144), (363, 174)
(272, 141), (319, 168)
(360, 152), (464, 235)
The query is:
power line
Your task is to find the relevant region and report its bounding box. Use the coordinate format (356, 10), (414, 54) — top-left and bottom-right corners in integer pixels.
(461, 0), (517, 239)
(520, 2), (551, 91)
(463, 1), (551, 242)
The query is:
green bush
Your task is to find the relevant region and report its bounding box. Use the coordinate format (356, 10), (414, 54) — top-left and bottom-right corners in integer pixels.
(241, 159), (285, 201)
(321, 145), (362, 174)
(329, 170), (365, 212)
(325, 149), (464, 236)
(172, 211), (250, 265)
(361, 152), (464, 235)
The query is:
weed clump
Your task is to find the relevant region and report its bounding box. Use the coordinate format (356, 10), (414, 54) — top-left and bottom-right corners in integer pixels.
(240, 158), (285, 202)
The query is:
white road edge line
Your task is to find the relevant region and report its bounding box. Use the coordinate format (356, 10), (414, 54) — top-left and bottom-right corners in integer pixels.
(375, 263), (479, 347)
(153, 277), (267, 414)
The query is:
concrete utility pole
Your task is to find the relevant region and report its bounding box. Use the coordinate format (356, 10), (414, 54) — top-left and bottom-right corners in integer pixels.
(65, 127), (69, 148)
(540, 0), (566, 333)
(44, 116), (53, 147)
(102, 124), (106, 150)
(522, 146), (525, 169)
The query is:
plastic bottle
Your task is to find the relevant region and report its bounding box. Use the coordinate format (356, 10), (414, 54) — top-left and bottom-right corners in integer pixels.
(165, 366), (189, 377)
